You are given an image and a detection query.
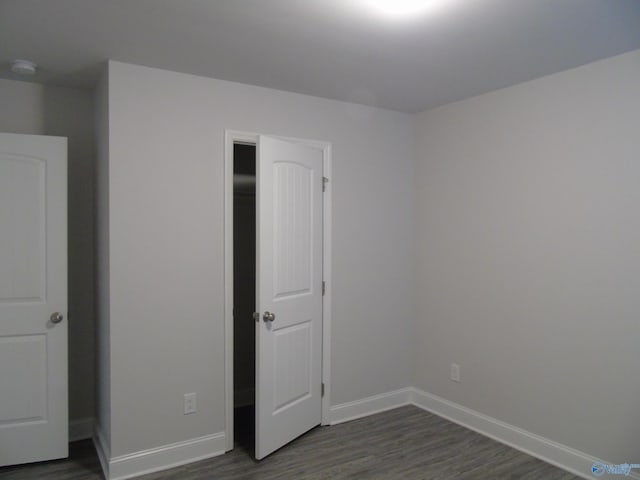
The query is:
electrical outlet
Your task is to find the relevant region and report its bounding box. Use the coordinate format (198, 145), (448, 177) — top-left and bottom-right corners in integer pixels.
(184, 393), (197, 414)
(450, 363), (461, 382)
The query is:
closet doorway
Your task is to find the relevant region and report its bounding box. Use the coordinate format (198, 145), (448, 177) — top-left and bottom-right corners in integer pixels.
(224, 131), (333, 460)
(231, 142), (257, 452)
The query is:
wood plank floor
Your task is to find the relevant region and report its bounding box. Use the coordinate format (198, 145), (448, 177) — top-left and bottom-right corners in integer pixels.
(0, 406), (582, 479)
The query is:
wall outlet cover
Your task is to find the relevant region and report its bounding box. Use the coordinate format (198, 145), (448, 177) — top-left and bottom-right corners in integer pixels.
(184, 393), (197, 414)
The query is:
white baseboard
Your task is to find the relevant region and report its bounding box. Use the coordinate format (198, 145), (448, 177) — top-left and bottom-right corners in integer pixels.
(93, 427), (226, 480)
(93, 424), (111, 480)
(329, 387), (411, 425)
(69, 417), (94, 442)
(409, 387), (640, 480)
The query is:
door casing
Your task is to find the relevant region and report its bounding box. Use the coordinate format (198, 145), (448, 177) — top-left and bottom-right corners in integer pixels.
(223, 130), (332, 452)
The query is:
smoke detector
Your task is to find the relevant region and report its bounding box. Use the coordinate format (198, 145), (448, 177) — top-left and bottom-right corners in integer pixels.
(10, 59), (37, 75)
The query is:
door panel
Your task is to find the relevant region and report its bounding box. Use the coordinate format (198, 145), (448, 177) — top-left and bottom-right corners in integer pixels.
(273, 161), (313, 297)
(256, 136), (323, 460)
(0, 154), (45, 301)
(273, 321), (311, 412)
(0, 133), (67, 466)
(0, 335), (48, 423)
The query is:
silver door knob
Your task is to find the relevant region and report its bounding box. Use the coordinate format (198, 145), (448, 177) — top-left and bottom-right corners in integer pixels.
(50, 312), (64, 324)
(263, 311), (275, 322)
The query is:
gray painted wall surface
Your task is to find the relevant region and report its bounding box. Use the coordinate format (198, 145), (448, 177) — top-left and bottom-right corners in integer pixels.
(414, 50), (640, 462)
(99, 60), (416, 456)
(0, 78), (96, 423)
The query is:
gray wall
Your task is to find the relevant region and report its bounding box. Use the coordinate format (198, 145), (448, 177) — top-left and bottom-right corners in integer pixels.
(98, 61), (416, 456)
(414, 49), (640, 463)
(0, 78), (96, 424)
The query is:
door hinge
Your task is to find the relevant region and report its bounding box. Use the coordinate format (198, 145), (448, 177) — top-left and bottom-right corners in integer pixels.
(323, 176), (329, 192)
(321, 383), (325, 397)
(322, 281), (326, 296)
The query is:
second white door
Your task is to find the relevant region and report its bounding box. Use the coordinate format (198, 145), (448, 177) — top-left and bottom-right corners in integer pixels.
(0, 133), (68, 466)
(255, 136), (323, 459)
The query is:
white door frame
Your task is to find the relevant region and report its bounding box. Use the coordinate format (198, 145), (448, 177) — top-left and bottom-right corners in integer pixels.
(223, 130), (332, 451)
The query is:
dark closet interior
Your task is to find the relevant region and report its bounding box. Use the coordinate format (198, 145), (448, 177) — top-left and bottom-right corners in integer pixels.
(233, 143), (256, 451)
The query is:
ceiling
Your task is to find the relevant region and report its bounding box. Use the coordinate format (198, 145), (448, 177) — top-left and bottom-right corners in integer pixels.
(1, 0), (639, 113)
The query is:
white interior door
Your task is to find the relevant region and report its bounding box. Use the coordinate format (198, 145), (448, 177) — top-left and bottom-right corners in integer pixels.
(255, 136), (323, 460)
(0, 133), (68, 466)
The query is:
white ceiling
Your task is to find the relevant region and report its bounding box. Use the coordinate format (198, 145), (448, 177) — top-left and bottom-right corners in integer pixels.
(1, 0), (639, 112)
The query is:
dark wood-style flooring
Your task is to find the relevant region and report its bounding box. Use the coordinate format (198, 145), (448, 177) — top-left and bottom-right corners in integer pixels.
(0, 406), (581, 479)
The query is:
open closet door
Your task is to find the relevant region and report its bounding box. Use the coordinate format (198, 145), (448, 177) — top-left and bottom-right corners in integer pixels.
(255, 136), (323, 460)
